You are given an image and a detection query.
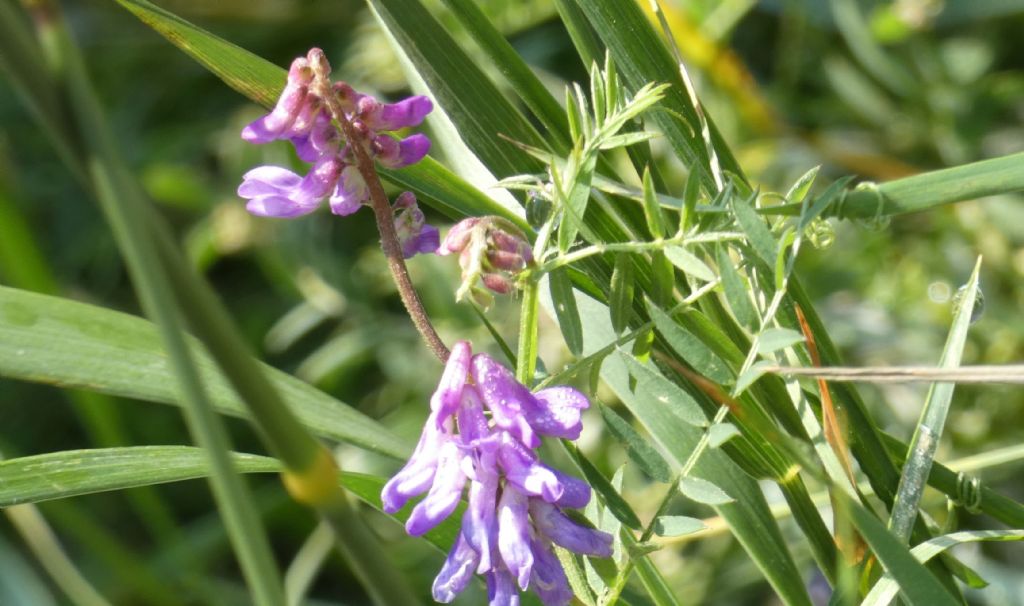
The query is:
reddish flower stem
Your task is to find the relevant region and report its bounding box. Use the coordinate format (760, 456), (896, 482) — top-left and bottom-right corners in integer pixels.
(315, 81), (450, 363)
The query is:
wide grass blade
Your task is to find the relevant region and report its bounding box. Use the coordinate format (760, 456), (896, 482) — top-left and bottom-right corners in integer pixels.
(0, 447), (459, 554)
(0, 286), (410, 459)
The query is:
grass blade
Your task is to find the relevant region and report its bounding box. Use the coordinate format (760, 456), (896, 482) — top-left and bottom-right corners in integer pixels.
(0, 286), (410, 459)
(889, 258), (982, 543)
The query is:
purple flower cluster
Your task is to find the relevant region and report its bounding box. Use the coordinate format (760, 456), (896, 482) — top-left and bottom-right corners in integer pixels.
(382, 341), (612, 605)
(238, 48), (438, 257)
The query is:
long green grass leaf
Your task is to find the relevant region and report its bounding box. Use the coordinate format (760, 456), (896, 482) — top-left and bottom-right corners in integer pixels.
(863, 530), (1024, 606)
(0, 447), (458, 554)
(0, 286), (410, 459)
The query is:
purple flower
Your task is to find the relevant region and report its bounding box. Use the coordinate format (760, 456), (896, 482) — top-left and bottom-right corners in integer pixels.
(239, 48), (436, 225)
(393, 192), (440, 258)
(381, 341), (612, 606)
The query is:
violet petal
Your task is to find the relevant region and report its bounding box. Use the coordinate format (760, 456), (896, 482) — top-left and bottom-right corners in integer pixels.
(369, 95), (433, 131)
(497, 433), (563, 503)
(432, 533), (480, 603)
(406, 440), (468, 535)
(328, 165), (367, 216)
(529, 499), (613, 558)
(472, 354), (540, 448)
(430, 340), (472, 420)
(497, 488), (533, 590)
(526, 386), (589, 440)
(529, 537), (573, 606)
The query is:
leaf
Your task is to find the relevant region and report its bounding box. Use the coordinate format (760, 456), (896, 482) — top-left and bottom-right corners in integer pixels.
(599, 404), (672, 483)
(664, 246), (715, 282)
(862, 530), (1024, 606)
(571, 0), (743, 192)
(641, 167), (666, 239)
(708, 423), (741, 448)
(785, 166), (820, 204)
(838, 494), (959, 606)
(113, 0), (285, 107)
(645, 301), (733, 384)
(678, 477), (735, 505)
(619, 353), (707, 428)
(609, 252), (635, 335)
(731, 193), (777, 266)
(368, 0), (546, 178)
(0, 447), (459, 553)
(733, 360), (775, 396)
(757, 328), (806, 355)
(549, 268), (584, 356)
(598, 131), (659, 150)
(566, 446), (642, 530)
(716, 246), (758, 330)
(0, 446), (280, 507)
(0, 287), (410, 459)
(680, 166), (703, 232)
(888, 258), (983, 542)
(649, 250), (675, 307)
(557, 152), (598, 251)
(652, 516), (707, 538)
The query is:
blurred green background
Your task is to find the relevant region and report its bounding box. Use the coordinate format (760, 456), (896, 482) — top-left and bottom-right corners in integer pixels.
(1, 0), (1022, 603)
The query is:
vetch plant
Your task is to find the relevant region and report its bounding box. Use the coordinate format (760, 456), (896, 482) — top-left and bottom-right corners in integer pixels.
(2, 2), (1024, 606)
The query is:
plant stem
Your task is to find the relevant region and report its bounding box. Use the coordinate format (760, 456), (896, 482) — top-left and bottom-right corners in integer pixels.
(315, 80), (449, 363)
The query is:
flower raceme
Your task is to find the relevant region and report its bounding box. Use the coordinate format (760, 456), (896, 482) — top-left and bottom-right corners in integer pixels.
(382, 341), (612, 606)
(238, 48), (437, 257)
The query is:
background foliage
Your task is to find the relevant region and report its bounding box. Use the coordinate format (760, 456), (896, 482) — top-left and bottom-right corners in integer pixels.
(1, 0), (1023, 604)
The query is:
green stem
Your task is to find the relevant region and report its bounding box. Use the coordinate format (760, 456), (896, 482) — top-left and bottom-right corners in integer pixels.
(516, 279), (541, 384)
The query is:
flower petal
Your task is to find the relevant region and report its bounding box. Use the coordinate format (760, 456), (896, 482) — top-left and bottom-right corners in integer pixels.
(402, 223), (439, 258)
(369, 95), (433, 131)
(529, 500), (613, 558)
(329, 164), (367, 216)
(429, 340), (471, 420)
(497, 434), (563, 503)
(380, 415), (446, 513)
(462, 445), (499, 573)
(245, 196), (318, 218)
(406, 440), (468, 535)
(497, 487), (533, 590)
(472, 354), (540, 448)
(527, 386), (589, 439)
(238, 166), (302, 198)
(548, 466), (591, 509)
(529, 538), (573, 606)
(486, 568), (520, 606)
(432, 533), (480, 603)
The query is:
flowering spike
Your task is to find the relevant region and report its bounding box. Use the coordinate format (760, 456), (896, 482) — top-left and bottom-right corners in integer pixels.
(238, 47), (436, 236)
(380, 342), (612, 605)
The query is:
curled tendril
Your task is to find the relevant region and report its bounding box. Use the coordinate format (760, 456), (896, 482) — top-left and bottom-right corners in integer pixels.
(955, 472), (983, 514)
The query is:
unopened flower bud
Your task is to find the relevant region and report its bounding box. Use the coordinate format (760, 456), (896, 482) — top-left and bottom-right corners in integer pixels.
(481, 272), (513, 294)
(439, 217), (482, 255)
(306, 48), (332, 81)
(486, 249), (527, 272)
